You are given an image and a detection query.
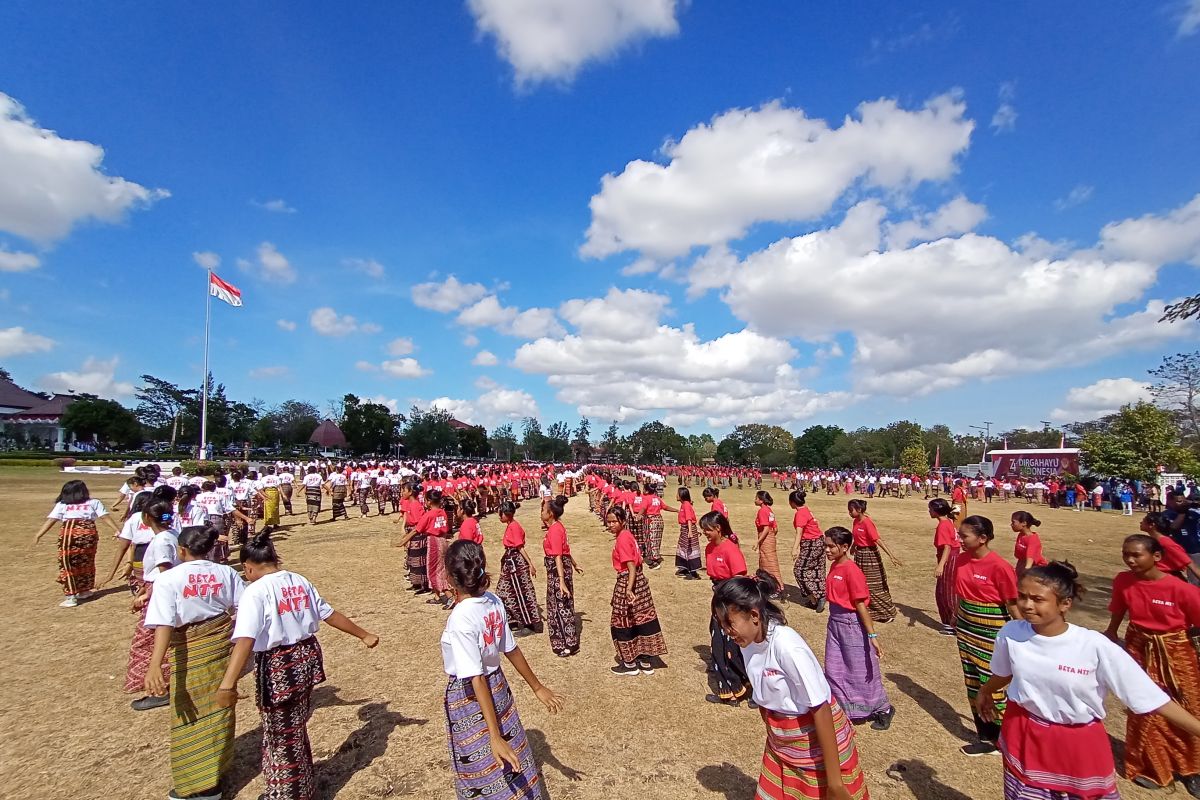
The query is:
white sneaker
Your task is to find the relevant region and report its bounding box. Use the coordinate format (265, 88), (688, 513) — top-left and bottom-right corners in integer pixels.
(59, 595), (78, 608)
(76, 590), (95, 600)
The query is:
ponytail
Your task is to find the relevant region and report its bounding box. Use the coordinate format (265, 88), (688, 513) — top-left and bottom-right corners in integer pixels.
(241, 530), (280, 565)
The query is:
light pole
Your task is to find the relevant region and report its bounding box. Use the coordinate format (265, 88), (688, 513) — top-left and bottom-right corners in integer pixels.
(969, 421), (993, 463)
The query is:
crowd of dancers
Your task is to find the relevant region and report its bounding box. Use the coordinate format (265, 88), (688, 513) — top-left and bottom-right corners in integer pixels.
(28, 458), (1200, 800)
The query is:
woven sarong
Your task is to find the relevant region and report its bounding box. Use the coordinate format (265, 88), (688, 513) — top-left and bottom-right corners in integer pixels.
(757, 702), (868, 799)
(1124, 624), (1200, 786)
(545, 556), (579, 654)
(57, 519), (98, 595)
(445, 668), (543, 799)
(170, 614), (235, 796)
(497, 548), (542, 629)
(610, 570), (667, 663)
(957, 598), (1009, 741)
(853, 545), (896, 622)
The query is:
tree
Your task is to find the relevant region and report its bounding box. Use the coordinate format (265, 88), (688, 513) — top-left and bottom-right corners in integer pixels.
(457, 425), (490, 458)
(489, 423), (518, 461)
(684, 433), (717, 464)
(521, 417), (548, 459)
(793, 425), (844, 468)
(899, 444), (930, 476)
(727, 424), (795, 466)
(61, 396), (142, 448)
(715, 434), (745, 465)
(571, 417), (592, 461)
(626, 421), (687, 464)
(1149, 351), (1200, 449)
(600, 421), (620, 460)
(257, 400), (320, 447)
(544, 421), (573, 461)
(1161, 295), (1200, 324)
(0, 365), (11, 382)
(135, 374), (196, 447)
(341, 394), (399, 455)
(1081, 401), (1195, 482)
(995, 427), (1064, 450)
(401, 405), (458, 458)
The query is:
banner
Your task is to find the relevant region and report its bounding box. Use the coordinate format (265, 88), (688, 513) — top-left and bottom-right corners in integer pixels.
(209, 272), (243, 307)
(990, 451), (1079, 477)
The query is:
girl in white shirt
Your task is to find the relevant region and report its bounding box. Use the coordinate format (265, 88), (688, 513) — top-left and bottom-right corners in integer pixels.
(32, 479), (119, 607)
(126, 499), (179, 711)
(441, 540), (562, 799)
(301, 466), (324, 524)
(977, 562), (1200, 800)
(216, 532), (378, 800)
(141, 525), (244, 800)
(712, 575), (867, 800)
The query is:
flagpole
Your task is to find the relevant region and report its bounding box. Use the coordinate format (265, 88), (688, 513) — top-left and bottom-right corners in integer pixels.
(200, 268), (212, 459)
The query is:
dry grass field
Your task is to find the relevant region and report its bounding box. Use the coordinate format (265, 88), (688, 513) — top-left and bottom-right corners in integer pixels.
(0, 467), (1165, 800)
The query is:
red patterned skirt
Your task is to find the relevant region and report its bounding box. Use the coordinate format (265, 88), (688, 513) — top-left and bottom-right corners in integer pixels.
(497, 548), (542, 630)
(1124, 624), (1200, 786)
(57, 519), (99, 595)
(758, 702), (868, 799)
(609, 569), (667, 664)
(255, 637), (326, 800)
(1000, 703), (1118, 799)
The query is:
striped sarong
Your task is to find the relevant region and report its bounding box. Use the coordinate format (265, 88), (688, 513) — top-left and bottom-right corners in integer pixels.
(793, 539), (826, 604)
(957, 598), (1009, 741)
(610, 569), (667, 663)
(545, 556), (579, 655)
(446, 668), (543, 799)
(57, 519), (98, 595)
(757, 702), (868, 799)
(169, 614), (234, 796)
(824, 605), (890, 722)
(427, 534), (450, 595)
(935, 559), (958, 628)
(645, 514), (664, 566)
(497, 548), (542, 630)
(305, 486), (322, 522)
(280, 482), (293, 514)
(758, 529), (784, 592)
(407, 532), (428, 590)
(853, 545), (896, 623)
(126, 597), (171, 692)
(1124, 624), (1200, 786)
(676, 522), (702, 574)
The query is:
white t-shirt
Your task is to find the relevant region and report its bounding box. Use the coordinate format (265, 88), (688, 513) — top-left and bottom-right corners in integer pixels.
(197, 490), (231, 517)
(740, 622), (832, 715)
(187, 475), (206, 488)
(48, 499), (108, 521)
(143, 530), (179, 583)
(232, 480), (253, 501)
(259, 474), (281, 489)
(118, 515), (155, 546)
(166, 475), (189, 490)
(176, 503), (209, 528)
(232, 570), (334, 652)
(145, 560), (244, 627)
(302, 473), (323, 489)
(280, 472), (294, 484)
(328, 473), (347, 487)
(440, 592), (517, 678)
(991, 621), (1169, 724)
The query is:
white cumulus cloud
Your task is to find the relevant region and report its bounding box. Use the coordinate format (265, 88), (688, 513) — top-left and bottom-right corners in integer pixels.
(1050, 378), (1153, 422)
(0, 247), (40, 272)
(582, 92), (973, 260)
(472, 350), (499, 366)
(276, 319), (297, 332)
(37, 356), (133, 398)
(1098, 193), (1200, 266)
(386, 337), (415, 356)
(467, 0), (680, 85)
(380, 358), (430, 378)
(428, 386), (540, 427)
(457, 295), (564, 338)
(344, 257), (385, 278)
(1178, 0), (1200, 36)
(239, 241), (296, 284)
(0, 92), (168, 244)
(991, 81), (1018, 133)
(0, 326), (55, 358)
(192, 251), (220, 270)
(411, 275), (489, 313)
(253, 198), (296, 213)
(309, 307), (380, 337)
(884, 195), (988, 249)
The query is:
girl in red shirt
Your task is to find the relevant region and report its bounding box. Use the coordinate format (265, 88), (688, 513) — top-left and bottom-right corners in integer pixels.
(1105, 534), (1200, 791)
(789, 490), (825, 611)
(701, 510), (751, 704)
(1141, 513), (1200, 582)
(495, 501), (543, 636)
(607, 506), (667, 676)
(703, 487), (728, 517)
(753, 491), (785, 596)
(641, 484), (666, 571)
(929, 499), (960, 635)
(953, 515), (1022, 756)
(395, 482), (429, 594)
(542, 498), (581, 657)
(673, 487), (702, 580)
(824, 526), (894, 730)
(457, 498), (482, 544)
(847, 499), (902, 623)
(421, 490), (454, 610)
(1010, 511), (1047, 577)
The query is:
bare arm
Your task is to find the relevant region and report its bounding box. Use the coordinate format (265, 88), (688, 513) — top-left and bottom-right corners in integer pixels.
(1154, 700), (1200, 737)
(854, 599), (881, 659)
(102, 538), (132, 585)
(1004, 599), (1023, 621)
(504, 645), (563, 712)
(876, 537), (904, 567)
(1103, 610), (1125, 643)
(519, 546), (536, 578)
(624, 561), (637, 599)
(323, 610), (380, 647)
(143, 626), (174, 696)
(32, 518), (56, 543)
(215, 638), (256, 708)
(935, 545), (953, 577)
(975, 674), (1014, 722)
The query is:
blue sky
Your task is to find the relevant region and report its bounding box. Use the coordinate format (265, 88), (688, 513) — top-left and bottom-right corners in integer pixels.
(1, 1), (1198, 436)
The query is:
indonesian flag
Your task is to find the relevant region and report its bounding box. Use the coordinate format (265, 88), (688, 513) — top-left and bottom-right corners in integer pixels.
(209, 272), (243, 307)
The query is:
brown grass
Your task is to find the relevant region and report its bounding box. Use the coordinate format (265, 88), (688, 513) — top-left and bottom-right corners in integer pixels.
(0, 468), (1162, 799)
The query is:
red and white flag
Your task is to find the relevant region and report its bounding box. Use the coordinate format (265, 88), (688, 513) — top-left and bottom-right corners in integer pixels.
(209, 272), (243, 307)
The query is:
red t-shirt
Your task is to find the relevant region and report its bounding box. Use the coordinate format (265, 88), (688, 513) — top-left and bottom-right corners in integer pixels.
(1014, 532), (1047, 567)
(458, 516), (483, 544)
(705, 538), (747, 581)
(612, 529), (642, 572)
(417, 508), (449, 538)
(953, 550), (1018, 604)
(755, 506), (777, 531)
(1158, 535), (1193, 574)
(403, 498), (424, 526)
(933, 519), (960, 554)
(502, 520), (526, 549)
(677, 501), (697, 525)
(852, 517), (880, 547)
(1110, 572), (1200, 632)
(543, 521), (570, 557)
(793, 507), (823, 540)
(826, 560), (869, 610)
(951, 487), (966, 504)
(711, 499), (728, 517)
